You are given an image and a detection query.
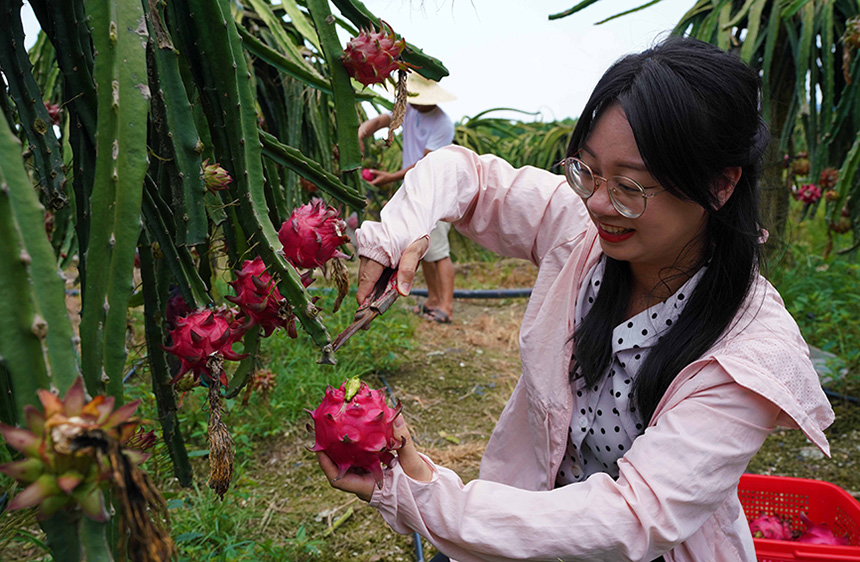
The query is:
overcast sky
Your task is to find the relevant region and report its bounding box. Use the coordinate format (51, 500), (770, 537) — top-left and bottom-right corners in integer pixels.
(356, 0), (695, 122)
(19, 0), (695, 123)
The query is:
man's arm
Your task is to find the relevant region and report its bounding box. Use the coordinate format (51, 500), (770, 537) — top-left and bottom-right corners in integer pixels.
(366, 149), (431, 186)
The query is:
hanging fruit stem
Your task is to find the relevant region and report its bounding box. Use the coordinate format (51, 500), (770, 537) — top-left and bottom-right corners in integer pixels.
(206, 358), (233, 500)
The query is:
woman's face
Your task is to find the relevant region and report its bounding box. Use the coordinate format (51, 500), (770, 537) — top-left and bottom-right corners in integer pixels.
(579, 103), (708, 276)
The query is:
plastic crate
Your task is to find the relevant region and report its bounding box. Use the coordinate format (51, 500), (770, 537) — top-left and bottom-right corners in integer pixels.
(739, 473), (860, 561)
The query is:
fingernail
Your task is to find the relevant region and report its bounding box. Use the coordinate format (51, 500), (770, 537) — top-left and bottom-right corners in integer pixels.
(398, 280), (411, 296)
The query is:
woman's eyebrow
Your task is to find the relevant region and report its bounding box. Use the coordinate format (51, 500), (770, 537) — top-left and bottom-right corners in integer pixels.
(580, 144), (649, 173)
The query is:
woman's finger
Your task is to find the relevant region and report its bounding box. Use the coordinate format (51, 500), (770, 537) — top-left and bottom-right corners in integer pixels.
(392, 415), (433, 482)
(315, 451), (375, 502)
(396, 237), (429, 296)
(356, 257), (385, 304)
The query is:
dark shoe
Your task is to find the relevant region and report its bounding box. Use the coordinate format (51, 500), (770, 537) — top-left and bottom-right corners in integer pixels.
(422, 308), (451, 324)
(413, 304), (431, 316)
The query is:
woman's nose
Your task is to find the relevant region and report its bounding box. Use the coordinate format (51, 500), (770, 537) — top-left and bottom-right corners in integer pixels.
(585, 178), (617, 215)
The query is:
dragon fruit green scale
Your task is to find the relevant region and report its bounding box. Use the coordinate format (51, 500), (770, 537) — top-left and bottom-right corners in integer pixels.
(308, 377), (401, 487)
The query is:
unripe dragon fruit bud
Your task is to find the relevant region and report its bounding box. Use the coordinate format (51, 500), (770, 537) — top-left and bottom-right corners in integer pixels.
(278, 199), (350, 269)
(791, 157), (811, 177)
(161, 308), (248, 386)
(226, 256), (296, 338)
(308, 376), (402, 488)
(203, 159), (233, 193)
(796, 512), (850, 545)
(361, 168), (375, 181)
(748, 512), (793, 540)
(342, 21), (408, 87)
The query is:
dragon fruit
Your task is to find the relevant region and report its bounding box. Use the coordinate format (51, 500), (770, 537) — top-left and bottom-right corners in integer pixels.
(795, 183), (822, 205)
(361, 168), (375, 181)
(342, 21), (408, 87)
(819, 167), (840, 190)
(44, 102), (61, 127)
(226, 256), (297, 338)
(203, 159), (233, 193)
(308, 376), (402, 487)
(796, 512), (850, 545)
(161, 308), (247, 386)
(749, 512), (794, 540)
(278, 199), (350, 269)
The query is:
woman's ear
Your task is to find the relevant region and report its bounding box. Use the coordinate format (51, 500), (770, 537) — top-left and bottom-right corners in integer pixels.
(713, 166), (742, 209)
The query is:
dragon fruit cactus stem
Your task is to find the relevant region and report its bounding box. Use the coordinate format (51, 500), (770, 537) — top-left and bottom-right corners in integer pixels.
(278, 199), (350, 269)
(307, 376), (402, 488)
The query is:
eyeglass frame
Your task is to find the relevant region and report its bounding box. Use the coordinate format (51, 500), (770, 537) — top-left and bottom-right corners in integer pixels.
(558, 155), (664, 219)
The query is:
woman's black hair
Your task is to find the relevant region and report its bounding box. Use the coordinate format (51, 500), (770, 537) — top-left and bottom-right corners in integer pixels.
(568, 36), (770, 425)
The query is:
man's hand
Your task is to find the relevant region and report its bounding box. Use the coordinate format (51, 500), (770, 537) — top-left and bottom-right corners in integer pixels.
(356, 237), (429, 303)
(364, 169), (400, 187)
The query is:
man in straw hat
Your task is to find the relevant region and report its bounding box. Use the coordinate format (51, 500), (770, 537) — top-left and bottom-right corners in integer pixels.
(358, 74), (457, 324)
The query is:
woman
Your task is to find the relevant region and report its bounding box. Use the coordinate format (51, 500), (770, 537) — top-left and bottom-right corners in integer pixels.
(317, 36), (834, 561)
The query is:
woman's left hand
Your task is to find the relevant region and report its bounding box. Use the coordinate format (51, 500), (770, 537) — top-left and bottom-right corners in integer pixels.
(316, 414), (433, 501)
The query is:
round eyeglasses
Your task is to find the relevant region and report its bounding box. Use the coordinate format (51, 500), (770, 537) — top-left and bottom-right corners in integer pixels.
(559, 157), (663, 219)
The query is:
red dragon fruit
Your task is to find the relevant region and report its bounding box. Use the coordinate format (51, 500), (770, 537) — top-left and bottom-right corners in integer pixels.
(226, 256), (297, 338)
(795, 183), (822, 205)
(341, 21), (408, 87)
(161, 308), (247, 386)
(796, 512), (850, 545)
(278, 199), (350, 269)
(361, 168), (375, 181)
(308, 376), (402, 487)
(749, 512), (794, 540)
(44, 102), (61, 127)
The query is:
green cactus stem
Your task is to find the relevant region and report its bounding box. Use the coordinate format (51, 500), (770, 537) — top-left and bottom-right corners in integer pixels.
(79, 0), (150, 399)
(306, 0), (362, 172)
(0, 110), (78, 421)
(0, 0), (68, 210)
(138, 233), (194, 487)
(260, 130), (366, 209)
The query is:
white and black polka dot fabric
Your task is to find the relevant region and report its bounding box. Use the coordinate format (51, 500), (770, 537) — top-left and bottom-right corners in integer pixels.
(555, 256), (706, 487)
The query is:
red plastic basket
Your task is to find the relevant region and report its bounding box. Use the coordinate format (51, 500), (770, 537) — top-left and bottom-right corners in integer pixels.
(739, 473), (860, 561)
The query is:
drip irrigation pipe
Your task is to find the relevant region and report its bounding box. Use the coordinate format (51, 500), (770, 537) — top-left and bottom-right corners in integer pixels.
(378, 374), (425, 562)
(409, 288), (533, 299)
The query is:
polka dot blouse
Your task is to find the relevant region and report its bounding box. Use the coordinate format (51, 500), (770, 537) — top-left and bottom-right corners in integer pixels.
(555, 256), (706, 487)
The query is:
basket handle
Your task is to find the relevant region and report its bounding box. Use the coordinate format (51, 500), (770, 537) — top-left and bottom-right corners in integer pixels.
(795, 550), (860, 561)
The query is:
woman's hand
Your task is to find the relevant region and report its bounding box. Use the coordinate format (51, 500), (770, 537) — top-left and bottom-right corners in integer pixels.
(316, 414), (433, 501)
(356, 237), (429, 303)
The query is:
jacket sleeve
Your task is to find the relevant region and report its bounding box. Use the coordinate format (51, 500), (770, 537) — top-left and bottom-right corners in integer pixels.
(355, 145), (588, 268)
(369, 366), (780, 562)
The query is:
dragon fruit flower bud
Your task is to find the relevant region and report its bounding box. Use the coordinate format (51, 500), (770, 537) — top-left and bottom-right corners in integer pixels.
(278, 199), (350, 269)
(203, 159), (233, 193)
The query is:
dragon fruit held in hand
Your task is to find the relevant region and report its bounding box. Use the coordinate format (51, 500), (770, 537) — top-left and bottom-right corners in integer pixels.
(361, 168), (375, 181)
(226, 256), (297, 338)
(162, 308), (247, 386)
(278, 199), (350, 269)
(796, 512), (850, 545)
(341, 22), (408, 87)
(308, 376), (402, 487)
(749, 512), (794, 540)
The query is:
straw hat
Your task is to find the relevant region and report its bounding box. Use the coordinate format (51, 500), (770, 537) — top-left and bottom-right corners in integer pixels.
(387, 73), (456, 105)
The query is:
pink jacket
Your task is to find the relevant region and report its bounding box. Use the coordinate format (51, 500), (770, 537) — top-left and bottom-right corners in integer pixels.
(356, 146), (834, 562)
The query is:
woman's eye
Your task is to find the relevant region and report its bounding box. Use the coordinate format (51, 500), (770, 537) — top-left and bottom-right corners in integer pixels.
(613, 178), (642, 194)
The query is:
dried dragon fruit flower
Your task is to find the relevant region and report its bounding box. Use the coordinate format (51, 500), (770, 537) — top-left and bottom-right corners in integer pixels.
(203, 159), (233, 193)
(161, 307), (248, 387)
(342, 21), (408, 87)
(278, 199), (350, 269)
(307, 376), (402, 488)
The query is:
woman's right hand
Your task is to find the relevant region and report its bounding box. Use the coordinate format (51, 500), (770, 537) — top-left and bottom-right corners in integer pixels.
(356, 237), (430, 303)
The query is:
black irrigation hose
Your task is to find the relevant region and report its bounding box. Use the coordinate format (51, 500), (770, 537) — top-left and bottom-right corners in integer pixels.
(823, 388), (860, 406)
(409, 288), (533, 299)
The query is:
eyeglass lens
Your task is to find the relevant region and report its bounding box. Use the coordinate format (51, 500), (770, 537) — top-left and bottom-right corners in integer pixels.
(564, 158), (647, 219)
